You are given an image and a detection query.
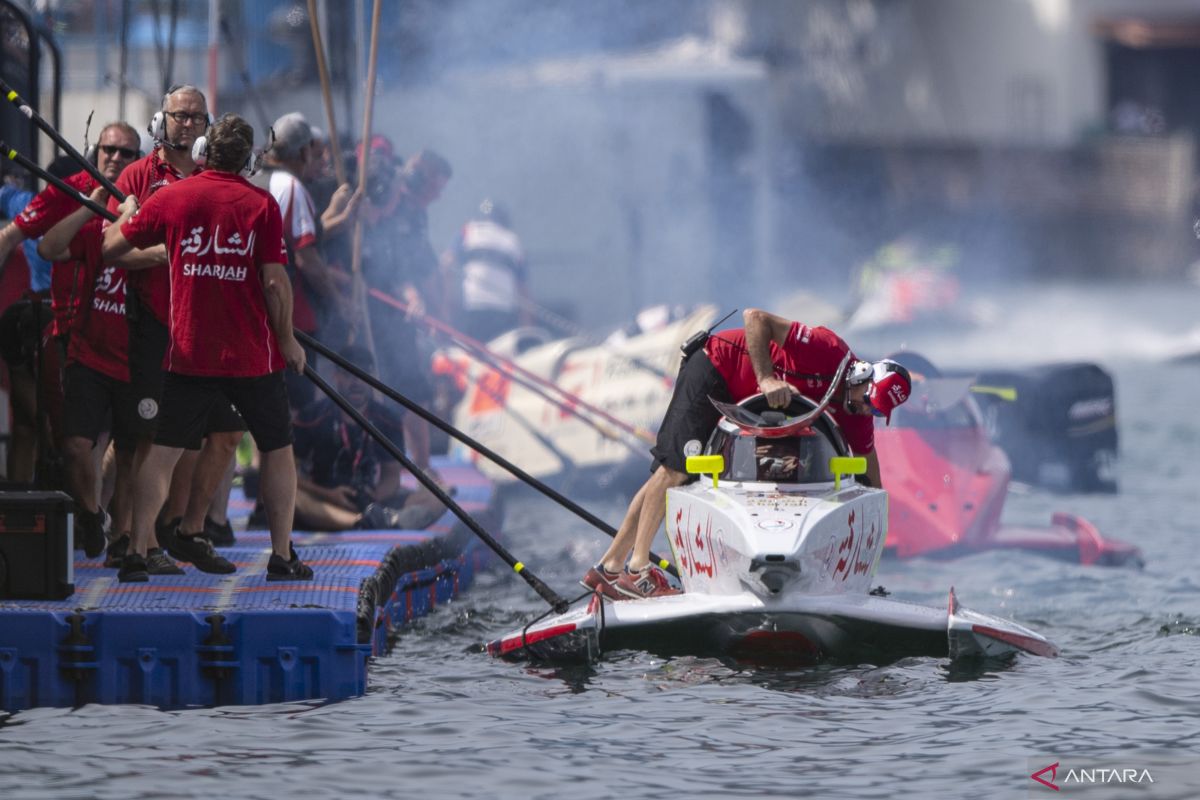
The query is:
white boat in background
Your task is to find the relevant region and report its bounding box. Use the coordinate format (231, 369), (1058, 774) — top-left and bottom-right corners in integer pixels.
(487, 389), (1058, 666)
(440, 305), (719, 491)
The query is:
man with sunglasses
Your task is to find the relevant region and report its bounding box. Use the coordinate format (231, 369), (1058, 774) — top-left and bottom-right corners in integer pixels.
(0, 123), (142, 550)
(582, 307), (912, 600)
(104, 85), (248, 576)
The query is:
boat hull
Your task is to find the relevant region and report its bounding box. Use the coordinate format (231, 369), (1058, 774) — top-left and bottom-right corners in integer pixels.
(487, 589), (1056, 666)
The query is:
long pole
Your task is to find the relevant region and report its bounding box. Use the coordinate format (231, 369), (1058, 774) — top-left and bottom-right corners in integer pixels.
(206, 0), (220, 113)
(0, 142), (118, 221)
(305, 364), (569, 613)
(306, 0), (346, 185)
(0, 79), (126, 201)
(348, 0), (382, 359)
(295, 331), (679, 577)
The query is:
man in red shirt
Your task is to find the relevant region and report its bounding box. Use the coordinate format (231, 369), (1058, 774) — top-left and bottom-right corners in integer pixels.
(582, 307), (912, 600)
(0, 126), (141, 490)
(107, 84), (247, 568)
(38, 184), (172, 572)
(9, 124), (142, 343)
(25, 122), (142, 560)
(103, 113), (311, 582)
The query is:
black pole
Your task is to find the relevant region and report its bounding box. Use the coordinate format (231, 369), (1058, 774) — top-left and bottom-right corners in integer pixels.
(0, 142), (117, 221)
(304, 364), (570, 614)
(296, 330), (680, 578)
(0, 78), (126, 201)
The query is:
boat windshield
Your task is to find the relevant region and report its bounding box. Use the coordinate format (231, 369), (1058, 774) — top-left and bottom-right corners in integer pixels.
(712, 428), (842, 484)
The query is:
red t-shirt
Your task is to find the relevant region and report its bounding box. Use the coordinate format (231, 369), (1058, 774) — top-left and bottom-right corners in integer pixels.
(14, 170), (97, 337)
(107, 150), (195, 324)
(705, 322), (875, 455)
(66, 220), (130, 381)
(120, 170), (287, 377)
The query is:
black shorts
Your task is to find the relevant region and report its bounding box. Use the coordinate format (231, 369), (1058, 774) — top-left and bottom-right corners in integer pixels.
(649, 352), (731, 474)
(127, 312), (246, 438)
(155, 371), (293, 452)
(61, 362), (139, 452)
(0, 298), (51, 368)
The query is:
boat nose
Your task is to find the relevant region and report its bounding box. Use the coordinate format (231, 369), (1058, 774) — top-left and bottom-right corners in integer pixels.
(748, 556), (800, 595)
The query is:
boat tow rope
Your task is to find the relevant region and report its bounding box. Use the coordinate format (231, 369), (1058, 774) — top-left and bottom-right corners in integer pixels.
(297, 331), (679, 578)
(305, 363), (570, 613)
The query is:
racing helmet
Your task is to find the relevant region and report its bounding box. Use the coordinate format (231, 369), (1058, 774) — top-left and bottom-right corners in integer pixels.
(864, 359), (912, 423)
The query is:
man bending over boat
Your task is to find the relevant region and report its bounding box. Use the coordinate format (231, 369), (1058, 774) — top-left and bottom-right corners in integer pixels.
(582, 307), (912, 600)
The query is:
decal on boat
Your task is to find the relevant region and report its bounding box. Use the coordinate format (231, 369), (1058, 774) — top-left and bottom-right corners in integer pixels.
(673, 506), (719, 579)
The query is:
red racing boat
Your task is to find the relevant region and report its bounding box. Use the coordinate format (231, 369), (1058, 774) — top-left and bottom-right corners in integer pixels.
(874, 363), (1141, 566)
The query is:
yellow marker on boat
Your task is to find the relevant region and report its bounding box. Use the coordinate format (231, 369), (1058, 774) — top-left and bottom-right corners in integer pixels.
(971, 385), (1017, 402)
(686, 454), (724, 488)
(828, 456), (867, 491)
(513, 562), (524, 574)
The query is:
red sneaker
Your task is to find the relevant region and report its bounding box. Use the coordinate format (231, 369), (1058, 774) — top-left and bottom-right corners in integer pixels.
(580, 565), (623, 600)
(614, 565), (682, 600)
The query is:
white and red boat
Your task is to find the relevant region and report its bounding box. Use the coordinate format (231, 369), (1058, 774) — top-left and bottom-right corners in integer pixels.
(488, 381), (1059, 665)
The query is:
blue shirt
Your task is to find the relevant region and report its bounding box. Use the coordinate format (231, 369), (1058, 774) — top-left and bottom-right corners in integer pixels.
(0, 183), (52, 292)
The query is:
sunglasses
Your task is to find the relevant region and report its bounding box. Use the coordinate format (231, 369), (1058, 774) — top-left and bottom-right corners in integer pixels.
(164, 110), (209, 126)
(99, 144), (138, 159)
(849, 391), (886, 417)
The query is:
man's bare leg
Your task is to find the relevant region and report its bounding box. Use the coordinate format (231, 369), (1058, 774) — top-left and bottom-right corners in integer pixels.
(179, 431), (240, 534)
(259, 445), (298, 558)
(206, 449), (238, 527)
(597, 478), (651, 573)
(294, 488), (360, 531)
(626, 465), (687, 573)
(62, 435), (101, 514)
(159, 446), (201, 527)
(130, 444), (185, 557)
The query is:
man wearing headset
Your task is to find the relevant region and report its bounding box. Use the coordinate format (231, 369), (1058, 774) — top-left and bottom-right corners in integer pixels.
(582, 307), (913, 600)
(103, 112), (311, 582)
(105, 84), (248, 574)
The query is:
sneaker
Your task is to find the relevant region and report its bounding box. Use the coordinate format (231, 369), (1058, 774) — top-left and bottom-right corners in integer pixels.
(146, 548), (185, 575)
(614, 565), (682, 600)
(579, 564), (624, 601)
(266, 544), (314, 581)
(118, 552), (149, 583)
(155, 515), (182, 550)
(79, 508), (108, 559)
(104, 534), (130, 568)
(204, 516), (237, 547)
(166, 530), (236, 574)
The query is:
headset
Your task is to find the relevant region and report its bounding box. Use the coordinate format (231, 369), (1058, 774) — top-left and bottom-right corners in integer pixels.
(191, 126), (274, 177)
(148, 84), (214, 149)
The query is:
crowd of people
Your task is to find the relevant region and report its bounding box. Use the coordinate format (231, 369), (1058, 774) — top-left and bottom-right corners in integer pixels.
(0, 84), (532, 583)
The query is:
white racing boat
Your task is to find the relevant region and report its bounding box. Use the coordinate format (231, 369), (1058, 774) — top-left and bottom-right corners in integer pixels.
(487, 372), (1058, 666)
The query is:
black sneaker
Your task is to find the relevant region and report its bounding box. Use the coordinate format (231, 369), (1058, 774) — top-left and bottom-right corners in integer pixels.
(79, 508), (108, 559)
(146, 548), (185, 575)
(104, 533), (130, 568)
(266, 544), (314, 581)
(358, 502), (400, 530)
(118, 552), (149, 583)
(203, 515), (237, 547)
(155, 515), (182, 550)
(166, 530), (236, 574)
